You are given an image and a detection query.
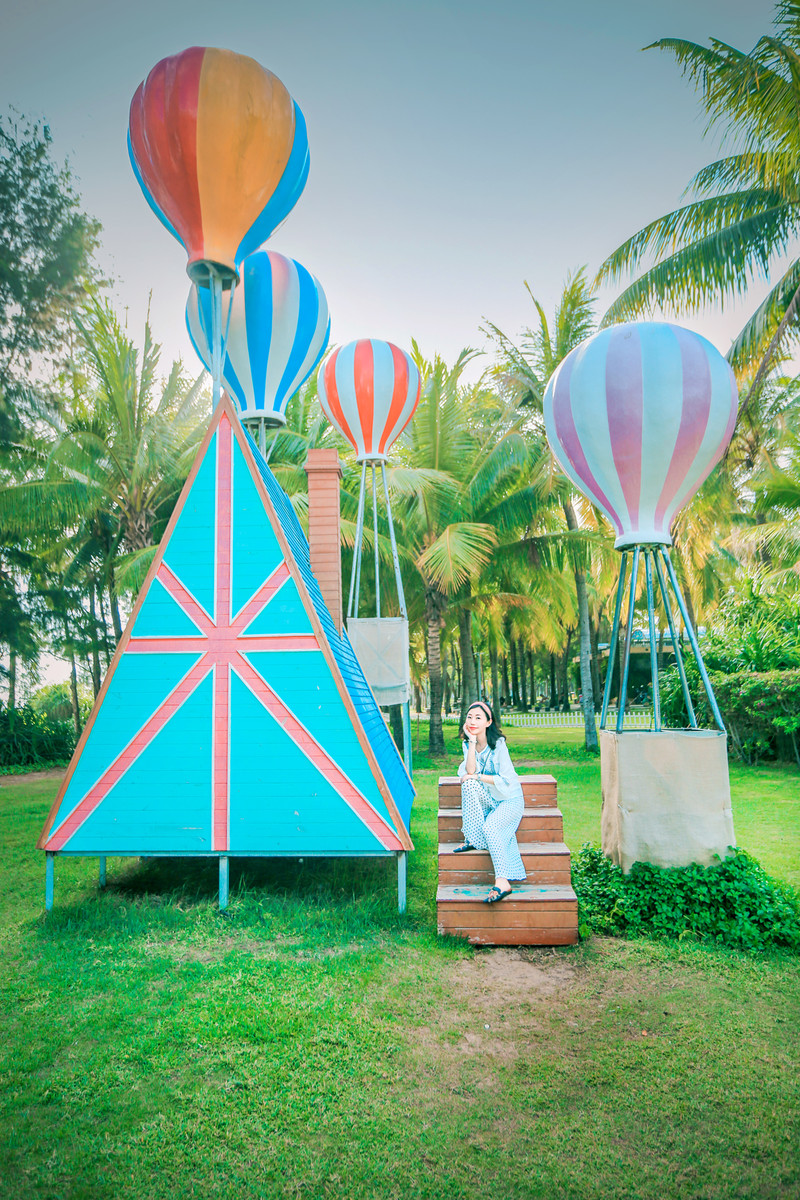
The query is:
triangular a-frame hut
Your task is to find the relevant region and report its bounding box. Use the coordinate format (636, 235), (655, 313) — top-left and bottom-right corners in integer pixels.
(38, 395), (414, 908)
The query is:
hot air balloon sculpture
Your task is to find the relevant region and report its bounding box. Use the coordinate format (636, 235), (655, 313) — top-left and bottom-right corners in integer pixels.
(544, 321), (738, 735)
(318, 339), (421, 773)
(128, 46), (310, 409)
(187, 250), (330, 453)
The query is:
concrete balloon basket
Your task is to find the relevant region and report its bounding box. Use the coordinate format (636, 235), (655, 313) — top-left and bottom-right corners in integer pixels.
(600, 729), (735, 873)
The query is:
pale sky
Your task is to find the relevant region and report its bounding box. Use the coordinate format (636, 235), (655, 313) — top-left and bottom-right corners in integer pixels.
(2, 0), (776, 381)
(1, 0), (780, 688)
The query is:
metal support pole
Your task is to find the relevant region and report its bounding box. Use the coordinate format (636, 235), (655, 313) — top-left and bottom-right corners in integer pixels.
(644, 550), (661, 731)
(348, 463), (368, 620)
(209, 268), (223, 409)
(372, 464), (381, 618)
(402, 699), (413, 778)
(600, 551), (628, 729)
(654, 549), (697, 728)
(381, 462), (407, 617)
(45, 852), (54, 911)
(259, 418), (266, 457)
(396, 851), (407, 914)
(219, 856), (229, 910)
(660, 548), (726, 732)
(99, 856), (107, 889)
(617, 546), (640, 733)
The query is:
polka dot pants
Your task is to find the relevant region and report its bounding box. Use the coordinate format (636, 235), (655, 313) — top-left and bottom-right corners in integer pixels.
(460, 776), (526, 881)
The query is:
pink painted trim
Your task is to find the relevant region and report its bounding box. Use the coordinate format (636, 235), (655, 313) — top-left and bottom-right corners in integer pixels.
(233, 654), (403, 851)
(212, 662), (230, 851)
(231, 561), (290, 632)
(157, 563), (214, 633)
(45, 657), (212, 850)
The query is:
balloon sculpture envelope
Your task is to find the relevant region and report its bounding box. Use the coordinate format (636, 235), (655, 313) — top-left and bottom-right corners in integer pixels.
(317, 339), (421, 774)
(543, 320), (739, 738)
(544, 322), (738, 550)
(128, 46), (309, 285)
(187, 249), (330, 426)
(318, 339), (421, 463)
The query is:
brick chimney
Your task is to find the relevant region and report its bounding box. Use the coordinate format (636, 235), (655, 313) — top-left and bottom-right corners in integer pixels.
(304, 448), (344, 635)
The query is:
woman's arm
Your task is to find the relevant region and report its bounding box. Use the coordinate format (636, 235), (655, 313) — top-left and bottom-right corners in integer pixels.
(486, 740), (521, 798)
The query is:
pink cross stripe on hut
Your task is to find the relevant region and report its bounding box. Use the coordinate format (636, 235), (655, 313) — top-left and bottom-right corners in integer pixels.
(39, 395), (414, 909)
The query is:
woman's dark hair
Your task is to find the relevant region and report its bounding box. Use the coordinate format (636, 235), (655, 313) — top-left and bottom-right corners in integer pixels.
(459, 700), (504, 750)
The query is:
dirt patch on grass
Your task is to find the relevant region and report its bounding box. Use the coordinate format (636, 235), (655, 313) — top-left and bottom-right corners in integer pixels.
(448, 946), (582, 1003)
(0, 768), (65, 787)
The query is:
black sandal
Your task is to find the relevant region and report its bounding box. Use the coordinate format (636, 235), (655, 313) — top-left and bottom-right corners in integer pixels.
(452, 843), (475, 854)
(484, 885), (512, 904)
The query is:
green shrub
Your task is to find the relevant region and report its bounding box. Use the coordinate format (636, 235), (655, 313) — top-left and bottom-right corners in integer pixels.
(29, 681), (91, 725)
(661, 665), (800, 765)
(573, 844), (800, 952)
(0, 703), (75, 768)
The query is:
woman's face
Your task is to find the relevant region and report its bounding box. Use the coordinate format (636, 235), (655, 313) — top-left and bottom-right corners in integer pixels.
(464, 705), (491, 739)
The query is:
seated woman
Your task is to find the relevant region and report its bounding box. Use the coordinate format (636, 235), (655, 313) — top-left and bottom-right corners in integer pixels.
(455, 700), (526, 904)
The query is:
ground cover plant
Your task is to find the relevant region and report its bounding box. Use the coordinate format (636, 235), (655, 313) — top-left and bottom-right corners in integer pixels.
(1, 727), (798, 1199)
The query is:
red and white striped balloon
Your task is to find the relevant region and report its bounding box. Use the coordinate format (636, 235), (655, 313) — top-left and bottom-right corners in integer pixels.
(543, 322), (739, 549)
(317, 339), (420, 462)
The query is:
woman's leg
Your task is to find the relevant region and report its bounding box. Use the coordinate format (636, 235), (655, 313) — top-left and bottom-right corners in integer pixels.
(460, 777), (492, 849)
(483, 796), (526, 881)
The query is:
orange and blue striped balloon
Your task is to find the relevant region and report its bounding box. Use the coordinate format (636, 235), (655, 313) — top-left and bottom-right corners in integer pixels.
(128, 47), (309, 284)
(317, 340), (421, 463)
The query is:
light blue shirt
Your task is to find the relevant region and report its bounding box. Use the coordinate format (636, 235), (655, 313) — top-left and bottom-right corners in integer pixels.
(457, 737), (524, 803)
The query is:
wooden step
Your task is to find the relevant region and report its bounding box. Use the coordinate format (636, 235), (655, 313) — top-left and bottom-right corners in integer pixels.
(438, 775), (556, 809)
(437, 883), (578, 946)
(438, 841), (573, 886)
(437, 807), (564, 843)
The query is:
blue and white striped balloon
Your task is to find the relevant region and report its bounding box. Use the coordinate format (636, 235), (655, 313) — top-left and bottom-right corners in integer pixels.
(186, 249), (330, 425)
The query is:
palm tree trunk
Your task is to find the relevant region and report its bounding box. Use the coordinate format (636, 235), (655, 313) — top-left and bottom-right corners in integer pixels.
(108, 565), (123, 643)
(527, 650), (536, 708)
(549, 653), (557, 709)
(518, 640), (529, 711)
(69, 650), (81, 739)
(7, 649), (16, 722)
(490, 645), (500, 714)
(560, 630), (573, 713)
(564, 499), (598, 750)
(388, 705), (404, 756)
(425, 587), (446, 756)
(88, 583), (102, 698)
(458, 604), (478, 724)
(502, 655), (511, 708)
(510, 640), (520, 709)
(589, 615), (602, 711)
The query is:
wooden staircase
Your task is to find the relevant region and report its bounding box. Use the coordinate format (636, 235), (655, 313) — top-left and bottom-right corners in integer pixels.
(436, 775), (579, 946)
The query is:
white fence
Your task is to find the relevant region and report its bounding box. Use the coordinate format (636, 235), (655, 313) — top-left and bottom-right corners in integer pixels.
(437, 709), (654, 730)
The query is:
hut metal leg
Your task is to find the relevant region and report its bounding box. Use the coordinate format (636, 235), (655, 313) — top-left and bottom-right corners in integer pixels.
(98, 856), (107, 889)
(45, 852), (54, 911)
(219, 856), (229, 910)
(397, 851), (407, 914)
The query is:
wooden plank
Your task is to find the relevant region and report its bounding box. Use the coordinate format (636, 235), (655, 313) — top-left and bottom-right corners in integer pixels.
(437, 842), (572, 886)
(437, 908), (578, 929)
(437, 883), (576, 903)
(437, 775), (557, 810)
(438, 926), (578, 947)
(437, 810), (564, 843)
(439, 865), (572, 887)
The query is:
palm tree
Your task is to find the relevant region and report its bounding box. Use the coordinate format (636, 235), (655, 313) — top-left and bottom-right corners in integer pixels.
(598, 3), (800, 398)
(487, 269), (607, 751)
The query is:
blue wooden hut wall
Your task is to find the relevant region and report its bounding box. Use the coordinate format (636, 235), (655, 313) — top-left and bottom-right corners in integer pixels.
(38, 396), (414, 888)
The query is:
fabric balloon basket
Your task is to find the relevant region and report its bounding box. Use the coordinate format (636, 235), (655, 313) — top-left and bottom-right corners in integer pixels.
(599, 729), (735, 873)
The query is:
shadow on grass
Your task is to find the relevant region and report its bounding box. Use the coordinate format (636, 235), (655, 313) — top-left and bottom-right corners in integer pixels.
(34, 852), (434, 949)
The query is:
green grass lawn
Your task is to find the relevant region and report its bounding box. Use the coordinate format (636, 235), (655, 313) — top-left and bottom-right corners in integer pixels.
(1, 730), (798, 1200)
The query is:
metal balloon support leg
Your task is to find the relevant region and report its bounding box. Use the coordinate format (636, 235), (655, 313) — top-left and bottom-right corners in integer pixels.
(382, 462), (413, 777)
(372, 465), (381, 619)
(348, 463), (368, 620)
(600, 545), (725, 733)
(208, 266), (236, 408)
